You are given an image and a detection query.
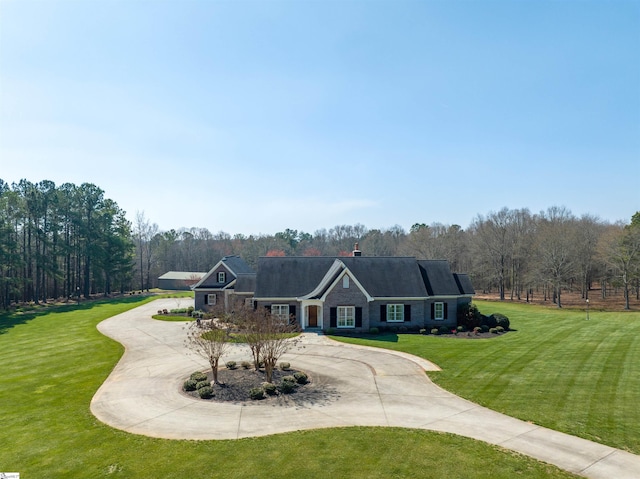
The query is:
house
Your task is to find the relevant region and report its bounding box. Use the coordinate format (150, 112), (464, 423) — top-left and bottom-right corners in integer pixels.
(157, 271), (206, 290)
(192, 256), (256, 312)
(252, 251), (475, 332)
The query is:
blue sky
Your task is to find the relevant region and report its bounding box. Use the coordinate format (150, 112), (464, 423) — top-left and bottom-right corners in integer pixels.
(1, 0), (638, 235)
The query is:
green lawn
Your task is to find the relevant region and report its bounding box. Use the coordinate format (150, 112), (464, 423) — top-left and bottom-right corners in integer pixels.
(334, 300), (640, 455)
(0, 297), (580, 478)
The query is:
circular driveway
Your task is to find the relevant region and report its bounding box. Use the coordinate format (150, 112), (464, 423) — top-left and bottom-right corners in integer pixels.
(91, 298), (640, 479)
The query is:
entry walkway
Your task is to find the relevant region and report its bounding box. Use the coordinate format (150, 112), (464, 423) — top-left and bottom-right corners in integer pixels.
(91, 299), (640, 479)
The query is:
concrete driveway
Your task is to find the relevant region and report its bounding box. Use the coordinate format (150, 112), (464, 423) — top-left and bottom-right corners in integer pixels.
(91, 298), (640, 479)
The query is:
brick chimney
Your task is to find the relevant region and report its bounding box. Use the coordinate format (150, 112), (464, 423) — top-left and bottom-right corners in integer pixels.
(352, 242), (362, 257)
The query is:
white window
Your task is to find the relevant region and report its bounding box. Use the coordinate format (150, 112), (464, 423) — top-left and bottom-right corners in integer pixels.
(337, 306), (355, 328)
(342, 275), (349, 288)
(387, 304), (404, 322)
(434, 302), (444, 320)
(218, 272), (226, 283)
(271, 304), (290, 323)
(206, 294), (217, 305)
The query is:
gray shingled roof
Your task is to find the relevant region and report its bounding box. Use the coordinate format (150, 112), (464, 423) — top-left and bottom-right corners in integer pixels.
(340, 257), (428, 298)
(235, 273), (257, 293)
(418, 260), (463, 296)
(453, 273), (475, 295)
(254, 257), (336, 298)
(222, 255), (255, 275)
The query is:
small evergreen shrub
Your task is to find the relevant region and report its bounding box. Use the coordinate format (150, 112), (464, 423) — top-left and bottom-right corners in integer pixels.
(278, 380), (296, 394)
(489, 328), (498, 334)
(183, 379), (198, 391)
(369, 327), (379, 335)
(457, 325), (466, 333)
(481, 325), (490, 333)
(190, 371), (208, 382)
(481, 314), (497, 328)
(431, 328), (440, 335)
(250, 387), (265, 400)
(225, 361), (237, 370)
(279, 362), (290, 370)
(241, 361), (251, 369)
(198, 386), (214, 399)
(282, 375), (296, 384)
(496, 326), (505, 333)
(325, 328), (335, 335)
(438, 326), (450, 335)
(419, 328), (427, 335)
(492, 313), (510, 330)
(187, 306), (195, 314)
(293, 371), (308, 384)
(262, 382), (277, 395)
(196, 380), (210, 390)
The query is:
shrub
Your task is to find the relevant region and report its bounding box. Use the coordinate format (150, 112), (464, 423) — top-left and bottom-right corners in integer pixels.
(491, 313), (510, 330)
(496, 326), (505, 333)
(325, 328), (335, 335)
(225, 361), (237, 370)
(481, 325), (490, 333)
(250, 387), (265, 400)
(282, 375), (296, 383)
(419, 328), (427, 335)
(198, 386), (214, 399)
(399, 326), (408, 333)
(438, 326), (450, 335)
(183, 379), (198, 391)
(262, 382), (277, 395)
(489, 328), (498, 334)
(187, 306), (195, 314)
(369, 327), (379, 335)
(241, 361), (251, 369)
(481, 314), (497, 329)
(278, 380), (296, 394)
(457, 302), (482, 329)
(457, 325), (466, 333)
(190, 371), (208, 382)
(293, 371), (308, 384)
(431, 328), (440, 335)
(279, 362), (290, 370)
(196, 380), (210, 390)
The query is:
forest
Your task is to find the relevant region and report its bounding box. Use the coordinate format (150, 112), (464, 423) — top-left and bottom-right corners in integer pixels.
(1, 179), (639, 310)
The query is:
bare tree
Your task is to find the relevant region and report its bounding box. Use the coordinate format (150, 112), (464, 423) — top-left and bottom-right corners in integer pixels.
(232, 304), (298, 383)
(600, 219), (640, 310)
(185, 308), (231, 384)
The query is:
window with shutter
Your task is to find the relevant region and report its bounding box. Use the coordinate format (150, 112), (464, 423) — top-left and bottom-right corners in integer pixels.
(337, 306), (355, 328)
(380, 304), (387, 321)
(387, 304), (404, 322)
(355, 307), (362, 327)
(434, 302), (445, 320)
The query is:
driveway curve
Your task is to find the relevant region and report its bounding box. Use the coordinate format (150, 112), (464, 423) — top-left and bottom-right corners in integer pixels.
(91, 298), (640, 479)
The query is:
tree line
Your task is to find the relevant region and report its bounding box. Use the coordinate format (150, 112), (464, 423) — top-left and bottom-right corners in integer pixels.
(2, 179), (639, 309)
(0, 179), (133, 308)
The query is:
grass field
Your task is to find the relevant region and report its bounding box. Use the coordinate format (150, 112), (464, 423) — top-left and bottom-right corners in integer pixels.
(334, 300), (640, 455)
(0, 296), (581, 478)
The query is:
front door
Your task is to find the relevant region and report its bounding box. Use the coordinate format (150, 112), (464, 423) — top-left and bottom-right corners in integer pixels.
(308, 305), (318, 328)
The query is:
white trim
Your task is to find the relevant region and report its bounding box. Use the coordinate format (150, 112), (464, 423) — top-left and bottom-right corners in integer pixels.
(337, 305), (355, 328)
(434, 301), (445, 320)
(301, 300), (323, 330)
(320, 266), (373, 302)
(299, 259), (345, 299)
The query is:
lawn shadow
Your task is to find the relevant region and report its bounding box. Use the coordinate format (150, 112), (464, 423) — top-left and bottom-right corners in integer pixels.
(333, 332), (400, 343)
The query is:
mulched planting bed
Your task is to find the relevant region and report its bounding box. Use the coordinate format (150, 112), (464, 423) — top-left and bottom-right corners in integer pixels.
(183, 367), (333, 405)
